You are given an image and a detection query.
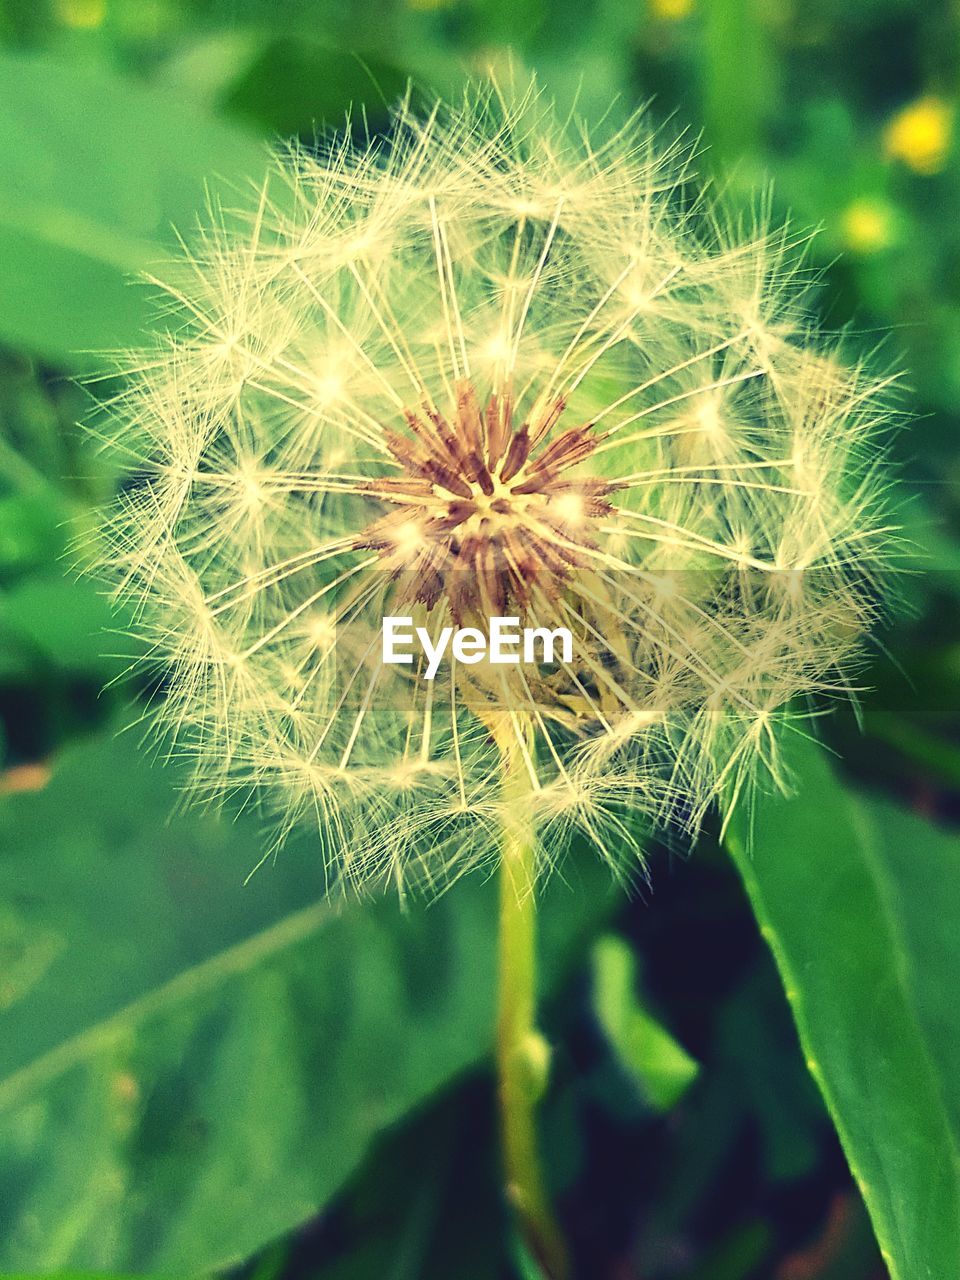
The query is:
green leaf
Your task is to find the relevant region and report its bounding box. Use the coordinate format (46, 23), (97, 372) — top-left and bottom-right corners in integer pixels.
(222, 37), (409, 139)
(0, 49), (269, 364)
(591, 933), (698, 1111)
(0, 722), (610, 1273)
(725, 740), (960, 1280)
(864, 710), (960, 789)
(0, 569), (126, 674)
(304, 1082), (505, 1280)
(0, 492), (66, 576)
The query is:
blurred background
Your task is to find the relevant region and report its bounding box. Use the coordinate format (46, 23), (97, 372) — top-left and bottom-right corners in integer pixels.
(0, 1), (958, 1278)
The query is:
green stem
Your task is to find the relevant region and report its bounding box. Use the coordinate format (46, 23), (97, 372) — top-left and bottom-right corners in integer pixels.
(496, 724), (569, 1280)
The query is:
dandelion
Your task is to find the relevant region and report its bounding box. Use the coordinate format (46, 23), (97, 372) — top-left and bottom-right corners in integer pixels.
(99, 79), (895, 1276)
(103, 84), (892, 889)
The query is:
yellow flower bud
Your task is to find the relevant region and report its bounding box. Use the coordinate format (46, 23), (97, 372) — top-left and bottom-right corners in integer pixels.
(884, 96), (953, 175)
(651, 0), (695, 18)
(840, 198), (895, 255)
(56, 0), (107, 28)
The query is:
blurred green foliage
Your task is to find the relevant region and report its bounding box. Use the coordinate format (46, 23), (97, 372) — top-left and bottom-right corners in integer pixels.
(1, 0), (960, 1277)
(0, 727), (612, 1272)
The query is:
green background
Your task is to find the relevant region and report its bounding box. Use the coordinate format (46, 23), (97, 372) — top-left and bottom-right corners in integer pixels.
(1, 1), (959, 1277)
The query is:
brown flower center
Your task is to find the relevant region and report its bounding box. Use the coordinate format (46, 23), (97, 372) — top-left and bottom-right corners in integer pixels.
(359, 379), (617, 621)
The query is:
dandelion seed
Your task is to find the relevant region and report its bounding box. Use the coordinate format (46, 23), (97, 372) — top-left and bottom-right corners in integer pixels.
(99, 78), (895, 896)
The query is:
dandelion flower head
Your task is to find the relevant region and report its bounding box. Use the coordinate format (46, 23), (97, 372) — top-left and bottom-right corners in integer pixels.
(104, 81), (895, 892)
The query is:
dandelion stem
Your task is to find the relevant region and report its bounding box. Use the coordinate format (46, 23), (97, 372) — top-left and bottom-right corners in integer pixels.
(495, 720), (569, 1280)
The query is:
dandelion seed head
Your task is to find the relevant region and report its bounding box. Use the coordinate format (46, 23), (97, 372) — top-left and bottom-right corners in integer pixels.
(100, 77), (897, 894)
